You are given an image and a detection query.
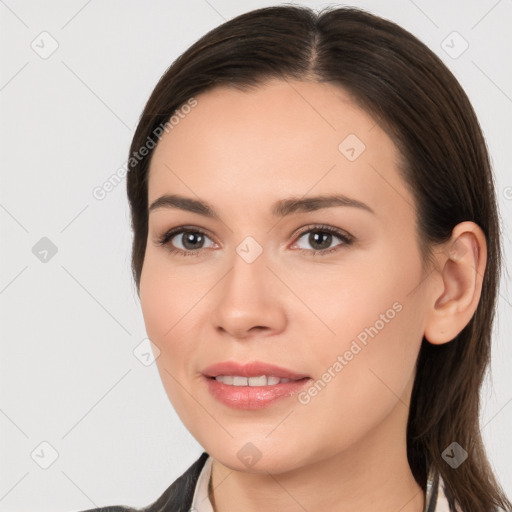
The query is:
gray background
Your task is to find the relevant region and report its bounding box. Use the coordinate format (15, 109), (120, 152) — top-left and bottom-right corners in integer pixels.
(1, 0), (511, 510)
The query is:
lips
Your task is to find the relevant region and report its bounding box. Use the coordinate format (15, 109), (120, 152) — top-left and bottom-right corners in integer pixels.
(201, 360), (312, 409)
(201, 360), (310, 381)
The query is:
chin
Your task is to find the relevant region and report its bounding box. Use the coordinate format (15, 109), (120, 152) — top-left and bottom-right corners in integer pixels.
(204, 439), (312, 475)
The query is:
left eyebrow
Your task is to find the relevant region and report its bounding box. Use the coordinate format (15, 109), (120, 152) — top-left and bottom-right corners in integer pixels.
(148, 193), (375, 218)
(271, 194), (375, 217)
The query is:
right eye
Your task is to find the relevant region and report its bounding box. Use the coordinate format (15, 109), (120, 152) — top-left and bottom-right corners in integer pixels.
(157, 227), (216, 256)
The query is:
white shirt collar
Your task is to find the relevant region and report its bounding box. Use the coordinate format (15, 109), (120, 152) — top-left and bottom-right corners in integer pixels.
(190, 456), (459, 512)
(190, 455), (214, 512)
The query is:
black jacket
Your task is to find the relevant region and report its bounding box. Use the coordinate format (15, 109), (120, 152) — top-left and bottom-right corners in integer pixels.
(78, 451), (210, 512)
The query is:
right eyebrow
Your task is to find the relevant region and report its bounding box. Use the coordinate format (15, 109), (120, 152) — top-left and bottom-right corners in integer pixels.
(149, 194), (219, 219)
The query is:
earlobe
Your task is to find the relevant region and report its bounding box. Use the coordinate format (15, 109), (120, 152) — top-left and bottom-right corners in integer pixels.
(424, 222), (487, 345)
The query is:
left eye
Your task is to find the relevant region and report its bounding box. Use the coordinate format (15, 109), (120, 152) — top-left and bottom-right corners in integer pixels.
(292, 226), (353, 254)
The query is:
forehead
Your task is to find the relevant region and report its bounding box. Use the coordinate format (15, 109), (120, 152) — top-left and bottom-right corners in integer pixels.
(147, 79), (411, 221)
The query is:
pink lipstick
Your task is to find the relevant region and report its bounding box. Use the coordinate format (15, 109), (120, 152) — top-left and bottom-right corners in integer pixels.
(202, 361), (312, 410)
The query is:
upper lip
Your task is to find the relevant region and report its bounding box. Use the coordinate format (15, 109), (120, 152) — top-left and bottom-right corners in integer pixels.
(202, 361), (310, 380)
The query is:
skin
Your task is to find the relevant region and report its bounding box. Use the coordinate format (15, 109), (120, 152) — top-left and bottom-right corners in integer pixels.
(139, 79), (487, 512)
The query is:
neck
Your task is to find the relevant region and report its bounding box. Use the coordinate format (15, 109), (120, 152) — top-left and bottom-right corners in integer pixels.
(209, 382), (424, 512)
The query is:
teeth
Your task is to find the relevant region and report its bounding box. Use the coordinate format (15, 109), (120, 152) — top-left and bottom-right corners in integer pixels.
(233, 376), (247, 386)
(214, 375), (293, 386)
(247, 375), (267, 386)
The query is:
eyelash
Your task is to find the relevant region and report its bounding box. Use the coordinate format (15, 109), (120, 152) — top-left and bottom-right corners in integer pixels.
(156, 224), (354, 258)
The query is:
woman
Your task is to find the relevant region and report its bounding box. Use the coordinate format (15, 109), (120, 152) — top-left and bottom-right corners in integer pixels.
(80, 5), (510, 512)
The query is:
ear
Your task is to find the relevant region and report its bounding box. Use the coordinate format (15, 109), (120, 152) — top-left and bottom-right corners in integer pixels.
(424, 221), (487, 345)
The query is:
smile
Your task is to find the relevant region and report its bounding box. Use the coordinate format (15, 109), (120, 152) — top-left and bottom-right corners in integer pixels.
(214, 375), (294, 386)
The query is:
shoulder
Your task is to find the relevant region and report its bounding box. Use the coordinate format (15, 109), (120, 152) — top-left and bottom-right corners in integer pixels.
(73, 452), (210, 512)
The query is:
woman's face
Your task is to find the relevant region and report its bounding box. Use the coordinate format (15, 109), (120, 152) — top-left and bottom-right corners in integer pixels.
(140, 79), (432, 473)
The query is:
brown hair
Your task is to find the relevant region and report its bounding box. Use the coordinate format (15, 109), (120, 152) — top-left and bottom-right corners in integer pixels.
(126, 5), (510, 511)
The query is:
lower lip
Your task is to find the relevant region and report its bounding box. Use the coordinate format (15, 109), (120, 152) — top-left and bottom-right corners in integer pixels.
(204, 376), (312, 409)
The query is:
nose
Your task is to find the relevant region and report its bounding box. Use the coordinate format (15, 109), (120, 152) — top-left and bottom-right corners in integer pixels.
(210, 245), (287, 340)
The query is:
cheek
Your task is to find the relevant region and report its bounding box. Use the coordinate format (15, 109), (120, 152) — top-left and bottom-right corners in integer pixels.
(295, 242), (424, 410)
(288, 293), (422, 459)
(139, 272), (170, 347)
(140, 262), (213, 446)
(139, 267), (202, 421)
(289, 238), (422, 353)
(139, 250), (205, 341)
(139, 255), (201, 387)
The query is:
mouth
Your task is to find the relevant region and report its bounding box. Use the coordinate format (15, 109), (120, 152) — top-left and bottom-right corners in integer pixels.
(202, 360), (310, 381)
(207, 375), (309, 386)
(201, 361), (312, 409)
